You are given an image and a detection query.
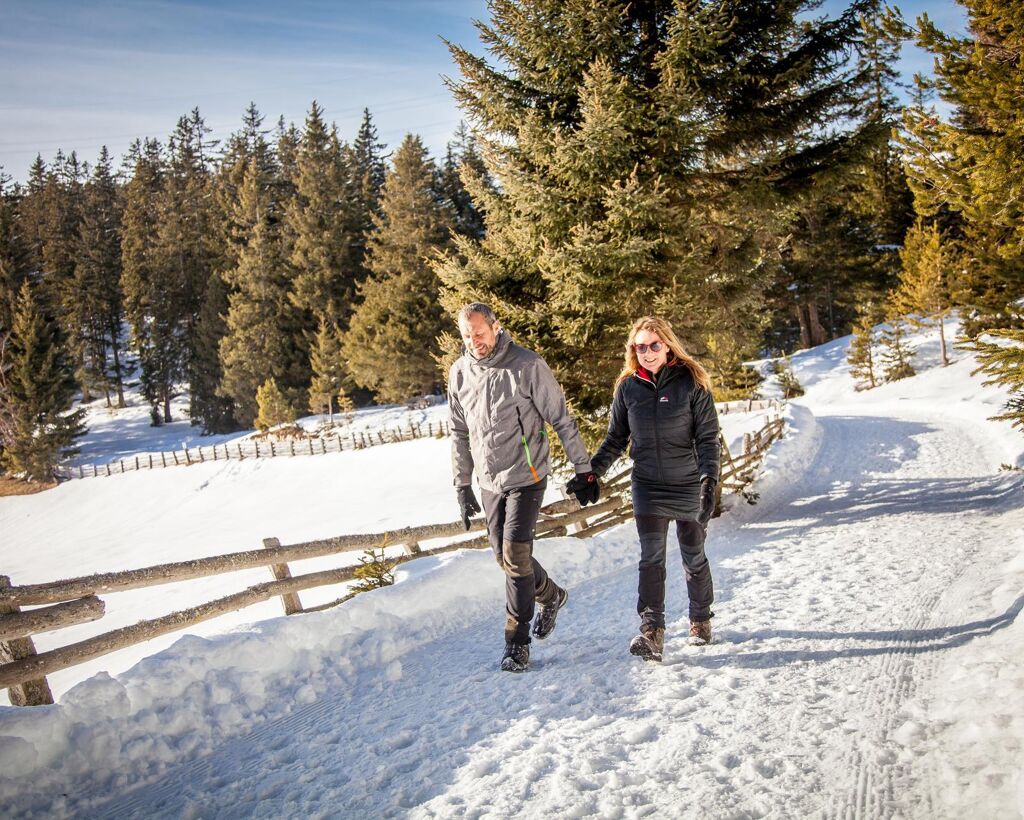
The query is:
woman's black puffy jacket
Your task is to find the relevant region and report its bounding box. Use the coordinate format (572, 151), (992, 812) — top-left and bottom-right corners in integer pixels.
(591, 364), (720, 515)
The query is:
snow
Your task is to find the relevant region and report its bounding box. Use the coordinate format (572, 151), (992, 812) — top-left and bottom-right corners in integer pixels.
(1, 316), (1022, 819)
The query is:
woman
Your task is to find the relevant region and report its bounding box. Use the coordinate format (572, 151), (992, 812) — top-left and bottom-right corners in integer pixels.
(590, 316), (721, 662)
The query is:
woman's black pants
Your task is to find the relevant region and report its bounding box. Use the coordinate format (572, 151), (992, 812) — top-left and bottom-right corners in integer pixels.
(635, 514), (714, 629)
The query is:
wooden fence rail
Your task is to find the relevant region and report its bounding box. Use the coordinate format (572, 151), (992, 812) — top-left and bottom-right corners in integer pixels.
(4, 409), (786, 703)
(56, 399), (784, 481)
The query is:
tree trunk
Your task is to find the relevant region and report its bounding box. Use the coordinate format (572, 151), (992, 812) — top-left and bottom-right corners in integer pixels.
(109, 318), (126, 408)
(795, 302), (827, 349)
(939, 312), (949, 365)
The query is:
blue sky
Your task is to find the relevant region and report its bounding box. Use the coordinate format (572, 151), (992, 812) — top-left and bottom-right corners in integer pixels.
(0, 0), (968, 182)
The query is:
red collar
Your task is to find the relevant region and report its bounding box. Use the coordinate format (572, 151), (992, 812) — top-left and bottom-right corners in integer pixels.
(635, 366), (656, 386)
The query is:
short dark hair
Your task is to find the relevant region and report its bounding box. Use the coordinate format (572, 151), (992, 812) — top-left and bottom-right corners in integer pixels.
(458, 302), (497, 325)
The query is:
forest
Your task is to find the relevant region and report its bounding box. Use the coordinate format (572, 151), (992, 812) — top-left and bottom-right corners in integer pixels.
(1, 0), (1021, 481)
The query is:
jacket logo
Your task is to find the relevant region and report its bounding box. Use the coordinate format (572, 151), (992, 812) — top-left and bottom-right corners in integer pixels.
(659, 396), (669, 403)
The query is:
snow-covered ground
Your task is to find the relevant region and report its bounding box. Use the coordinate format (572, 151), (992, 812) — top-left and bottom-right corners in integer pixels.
(68, 386), (451, 468)
(1, 317), (1022, 818)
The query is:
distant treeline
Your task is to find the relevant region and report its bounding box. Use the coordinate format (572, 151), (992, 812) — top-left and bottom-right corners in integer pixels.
(2, 0), (1022, 481)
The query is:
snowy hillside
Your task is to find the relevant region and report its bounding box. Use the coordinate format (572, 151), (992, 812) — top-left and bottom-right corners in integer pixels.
(1, 317), (1022, 819)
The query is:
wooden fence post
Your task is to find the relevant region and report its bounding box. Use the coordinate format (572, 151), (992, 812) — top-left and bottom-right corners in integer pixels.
(262, 539), (303, 615)
(0, 576), (54, 707)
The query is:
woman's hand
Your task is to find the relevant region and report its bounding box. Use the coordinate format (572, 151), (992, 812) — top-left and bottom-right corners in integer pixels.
(696, 477), (716, 529)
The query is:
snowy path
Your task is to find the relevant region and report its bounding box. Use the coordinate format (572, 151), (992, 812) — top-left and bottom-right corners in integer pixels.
(60, 399), (1024, 819)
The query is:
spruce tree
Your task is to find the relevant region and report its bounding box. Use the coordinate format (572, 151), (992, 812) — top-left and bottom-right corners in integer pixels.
(286, 102), (355, 329)
(438, 0), (880, 438)
(73, 147), (126, 407)
(121, 138), (180, 421)
(348, 108), (388, 280)
(192, 269), (239, 433)
(254, 377), (296, 431)
(343, 135), (453, 403)
(961, 329), (1024, 432)
(0, 281), (85, 480)
(219, 160), (306, 426)
(439, 122), (489, 240)
(900, 0), (1024, 334)
(215, 104), (279, 268)
(159, 109), (221, 423)
(892, 220), (952, 366)
(0, 172), (32, 329)
(16, 156), (48, 275)
(37, 151), (88, 399)
(309, 316), (346, 418)
(847, 312), (880, 390)
(879, 317), (916, 382)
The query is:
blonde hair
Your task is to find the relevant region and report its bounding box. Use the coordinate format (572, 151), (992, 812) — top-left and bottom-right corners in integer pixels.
(613, 316), (712, 393)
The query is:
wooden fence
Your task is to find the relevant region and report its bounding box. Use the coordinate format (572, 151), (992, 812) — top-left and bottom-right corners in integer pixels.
(56, 399), (783, 481)
(55, 419), (453, 480)
(3, 411), (785, 706)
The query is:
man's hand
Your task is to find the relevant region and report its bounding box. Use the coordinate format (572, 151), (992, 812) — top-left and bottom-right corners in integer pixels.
(566, 472), (600, 506)
(456, 485), (482, 530)
(696, 477), (716, 529)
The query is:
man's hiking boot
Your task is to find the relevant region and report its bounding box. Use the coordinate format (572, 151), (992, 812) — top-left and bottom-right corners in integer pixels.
(532, 586), (568, 640)
(500, 641), (530, 673)
(688, 619), (712, 646)
(629, 626), (665, 663)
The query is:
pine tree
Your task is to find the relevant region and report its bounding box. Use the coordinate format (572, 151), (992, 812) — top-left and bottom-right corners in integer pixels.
(891, 220), (952, 366)
(159, 109), (222, 423)
(37, 151), (89, 399)
(121, 138), (181, 422)
(879, 317), (916, 382)
(16, 156), (48, 275)
(961, 329), (1024, 432)
(348, 109), (388, 280)
(191, 269), (239, 433)
(219, 160), (306, 427)
(254, 377), (296, 431)
(343, 135), (453, 403)
(438, 122), (489, 240)
(286, 102), (355, 329)
(847, 312), (880, 390)
(899, 0), (1024, 334)
(215, 104), (279, 268)
(73, 147), (126, 407)
(438, 0), (880, 439)
(309, 316), (345, 418)
(771, 357), (805, 399)
(0, 281), (85, 480)
(0, 171), (32, 329)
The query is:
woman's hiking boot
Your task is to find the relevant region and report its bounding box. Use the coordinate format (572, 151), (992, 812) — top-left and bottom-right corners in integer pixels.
(688, 619), (712, 645)
(531, 586), (568, 640)
(629, 626), (665, 662)
(500, 641), (530, 672)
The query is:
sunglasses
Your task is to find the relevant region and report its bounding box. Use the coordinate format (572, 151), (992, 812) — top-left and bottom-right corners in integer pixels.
(634, 342), (664, 354)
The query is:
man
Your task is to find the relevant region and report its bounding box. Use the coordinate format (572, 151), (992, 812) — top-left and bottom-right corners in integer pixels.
(448, 302), (599, 672)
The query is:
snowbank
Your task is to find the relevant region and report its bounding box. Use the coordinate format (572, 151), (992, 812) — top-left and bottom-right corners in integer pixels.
(0, 532), (634, 817)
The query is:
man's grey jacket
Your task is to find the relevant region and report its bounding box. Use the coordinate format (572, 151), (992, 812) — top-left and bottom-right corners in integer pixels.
(448, 331), (593, 493)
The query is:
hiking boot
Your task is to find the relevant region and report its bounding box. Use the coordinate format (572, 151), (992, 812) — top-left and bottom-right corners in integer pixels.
(629, 626), (665, 662)
(500, 641), (530, 673)
(532, 586), (568, 640)
(688, 619), (712, 645)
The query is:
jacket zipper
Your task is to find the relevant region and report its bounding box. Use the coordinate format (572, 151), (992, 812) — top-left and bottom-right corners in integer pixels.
(653, 384), (663, 482)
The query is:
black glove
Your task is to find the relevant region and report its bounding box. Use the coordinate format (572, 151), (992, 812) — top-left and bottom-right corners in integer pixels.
(696, 477), (716, 529)
(566, 472), (600, 506)
(456, 485), (482, 530)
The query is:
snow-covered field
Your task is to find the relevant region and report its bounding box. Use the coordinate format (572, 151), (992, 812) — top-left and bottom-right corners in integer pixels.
(1, 317), (1022, 819)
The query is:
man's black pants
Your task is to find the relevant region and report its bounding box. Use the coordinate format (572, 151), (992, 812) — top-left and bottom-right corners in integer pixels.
(481, 481), (560, 645)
